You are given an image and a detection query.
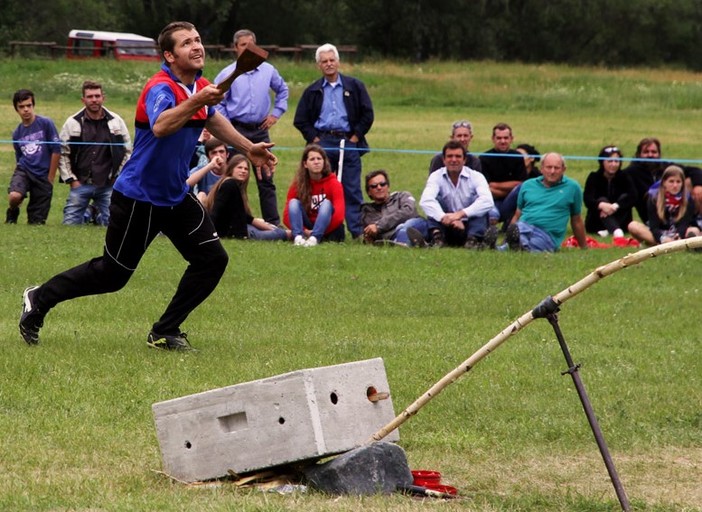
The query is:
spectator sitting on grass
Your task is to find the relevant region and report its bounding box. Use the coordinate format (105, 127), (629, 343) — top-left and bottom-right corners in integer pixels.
(420, 140), (497, 249)
(204, 154), (288, 241)
(583, 145), (636, 246)
(187, 137), (228, 202)
(628, 165), (700, 246)
(361, 169), (428, 247)
(502, 152), (587, 252)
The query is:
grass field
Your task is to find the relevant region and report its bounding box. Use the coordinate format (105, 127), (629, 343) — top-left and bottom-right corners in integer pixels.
(0, 57), (701, 511)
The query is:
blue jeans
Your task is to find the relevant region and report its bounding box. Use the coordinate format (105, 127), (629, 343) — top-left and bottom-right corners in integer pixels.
(287, 198), (333, 240)
(516, 221), (555, 252)
(247, 224), (288, 241)
(320, 136), (363, 238)
(63, 184), (112, 226)
(393, 217), (429, 246)
(428, 214), (489, 246)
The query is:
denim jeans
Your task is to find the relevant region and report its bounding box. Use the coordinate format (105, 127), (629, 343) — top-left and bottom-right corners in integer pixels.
(287, 198), (333, 240)
(320, 136), (363, 238)
(63, 184), (112, 226)
(515, 221), (556, 252)
(427, 214), (489, 246)
(393, 217), (429, 245)
(247, 224), (288, 241)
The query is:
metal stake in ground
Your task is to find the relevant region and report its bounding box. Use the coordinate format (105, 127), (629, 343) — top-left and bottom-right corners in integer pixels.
(337, 138), (345, 184)
(544, 309), (631, 512)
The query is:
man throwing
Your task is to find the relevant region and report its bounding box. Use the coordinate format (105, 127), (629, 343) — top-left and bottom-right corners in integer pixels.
(19, 21), (277, 351)
(294, 43), (374, 239)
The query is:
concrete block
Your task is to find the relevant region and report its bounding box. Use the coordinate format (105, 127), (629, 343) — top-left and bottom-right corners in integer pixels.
(303, 441), (413, 495)
(152, 358), (399, 482)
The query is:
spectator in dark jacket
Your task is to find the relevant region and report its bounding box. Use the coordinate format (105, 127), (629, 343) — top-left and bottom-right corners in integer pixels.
(293, 43), (374, 239)
(583, 145), (636, 242)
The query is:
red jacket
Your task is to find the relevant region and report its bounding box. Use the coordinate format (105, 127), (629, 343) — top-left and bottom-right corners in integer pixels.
(283, 173), (345, 234)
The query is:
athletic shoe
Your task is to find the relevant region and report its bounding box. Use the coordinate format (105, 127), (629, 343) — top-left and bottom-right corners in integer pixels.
(293, 235), (305, 246)
(6, 207), (19, 224)
(304, 236), (318, 247)
(505, 224), (522, 251)
(406, 227), (427, 248)
(19, 286), (44, 345)
(147, 331), (195, 351)
(482, 225), (499, 250)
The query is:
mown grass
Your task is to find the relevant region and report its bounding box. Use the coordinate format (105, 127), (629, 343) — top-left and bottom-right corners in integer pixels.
(0, 57), (701, 511)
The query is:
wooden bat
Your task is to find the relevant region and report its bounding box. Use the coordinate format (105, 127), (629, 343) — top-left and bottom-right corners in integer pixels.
(217, 43), (269, 93)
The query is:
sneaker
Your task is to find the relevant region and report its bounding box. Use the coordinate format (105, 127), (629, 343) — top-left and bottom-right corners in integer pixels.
(19, 286), (44, 345)
(406, 227), (427, 248)
(147, 331), (195, 351)
(505, 223), (522, 251)
(293, 235), (305, 246)
(430, 229), (445, 248)
(304, 236), (318, 247)
(6, 207), (19, 224)
(483, 225), (499, 250)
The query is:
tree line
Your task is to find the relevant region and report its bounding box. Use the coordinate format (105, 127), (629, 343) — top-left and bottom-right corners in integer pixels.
(2, 0), (701, 69)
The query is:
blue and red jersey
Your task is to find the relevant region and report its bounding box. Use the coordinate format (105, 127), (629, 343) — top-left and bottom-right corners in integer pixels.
(114, 64), (215, 206)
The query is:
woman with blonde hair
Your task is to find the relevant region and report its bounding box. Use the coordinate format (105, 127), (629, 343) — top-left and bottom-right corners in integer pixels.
(205, 154), (288, 241)
(628, 165), (700, 246)
(283, 144), (345, 246)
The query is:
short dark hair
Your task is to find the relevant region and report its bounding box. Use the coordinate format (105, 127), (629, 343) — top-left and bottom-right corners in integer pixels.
(82, 80), (103, 96)
(205, 137), (226, 155)
(158, 21), (196, 56)
(442, 139), (464, 157)
(492, 122), (512, 136)
(13, 89), (35, 110)
(365, 169), (390, 192)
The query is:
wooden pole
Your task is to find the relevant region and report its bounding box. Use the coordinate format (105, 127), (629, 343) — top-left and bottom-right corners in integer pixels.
(367, 236), (702, 443)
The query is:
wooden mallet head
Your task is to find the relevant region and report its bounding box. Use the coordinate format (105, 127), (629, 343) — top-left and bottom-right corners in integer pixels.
(217, 42), (269, 92)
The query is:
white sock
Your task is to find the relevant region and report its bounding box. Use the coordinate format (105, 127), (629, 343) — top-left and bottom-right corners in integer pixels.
(613, 229), (624, 238)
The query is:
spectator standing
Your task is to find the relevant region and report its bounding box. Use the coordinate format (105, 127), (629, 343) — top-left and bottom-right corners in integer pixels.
(583, 145), (636, 243)
(504, 152), (586, 252)
(6, 89), (60, 224)
(628, 165), (700, 246)
(283, 144), (345, 247)
(59, 80), (131, 226)
(479, 123), (527, 225)
(361, 169), (428, 247)
(294, 43), (374, 239)
(420, 140), (496, 249)
(204, 154), (288, 241)
(428, 120), (482, 174)
(18, 21), (277, 350)
(214, 29), (288, 225)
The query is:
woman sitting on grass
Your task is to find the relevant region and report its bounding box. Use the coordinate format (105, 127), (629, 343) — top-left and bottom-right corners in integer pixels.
(583, 145), (637, 246)
(628, 165), (700, 246)
(204, 155), (289, 241)
(283, 144), (346, 247)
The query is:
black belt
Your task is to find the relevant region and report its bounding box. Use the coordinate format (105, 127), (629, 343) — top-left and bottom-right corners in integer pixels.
(231, 120), (263, 131)
(318, 130), (352, 139)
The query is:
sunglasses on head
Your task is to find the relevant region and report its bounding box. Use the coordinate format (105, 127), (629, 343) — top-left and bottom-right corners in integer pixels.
(368, 181), (388, 189)
(452, 120), (472, 130)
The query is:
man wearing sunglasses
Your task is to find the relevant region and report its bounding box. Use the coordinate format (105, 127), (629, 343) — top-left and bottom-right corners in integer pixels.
(361, 169), (428, 247)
